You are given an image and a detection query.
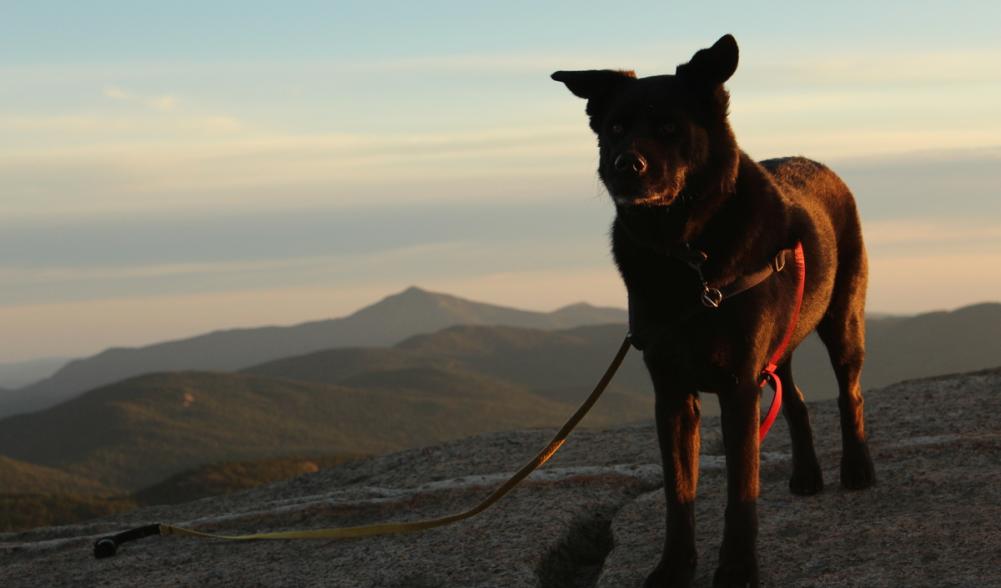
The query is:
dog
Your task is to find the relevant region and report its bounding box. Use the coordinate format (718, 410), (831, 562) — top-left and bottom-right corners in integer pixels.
(553, 35), (876, 587)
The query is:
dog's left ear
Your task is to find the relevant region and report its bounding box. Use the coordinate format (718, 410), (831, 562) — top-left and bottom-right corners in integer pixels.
(676, 34), (739, 88)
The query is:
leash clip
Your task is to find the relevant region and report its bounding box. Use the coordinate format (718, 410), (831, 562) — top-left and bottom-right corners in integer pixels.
(701, 285), (723, 308)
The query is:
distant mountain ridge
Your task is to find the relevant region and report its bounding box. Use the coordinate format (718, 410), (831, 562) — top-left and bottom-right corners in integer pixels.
(0, 456), (109, 495)
(0, 287), (626, 418)
(4, 302), (998, 494)
(793, 302), (1001, 398)
(0, 357), (68, 389)
(0, 325), (651, 490)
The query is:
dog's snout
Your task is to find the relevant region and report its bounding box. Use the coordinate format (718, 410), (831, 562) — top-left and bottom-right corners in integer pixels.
(614, 151), (647, 176)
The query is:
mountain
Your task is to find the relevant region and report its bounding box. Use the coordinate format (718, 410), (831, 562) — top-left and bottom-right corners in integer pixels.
(245, 302), (1001, 416)
(0, 365), (599, 491)
(0, 287), (626, 418)
(0, 456), (123, 533)
(0, 357), (68, 390)
(789, 302), (1001, 400)
(246, 324), (652, 407)
(867, 302), (1001, 382)
(0, 456), (109, 496)
(2, 302), (997, 495)
(0, 324), (651, 492)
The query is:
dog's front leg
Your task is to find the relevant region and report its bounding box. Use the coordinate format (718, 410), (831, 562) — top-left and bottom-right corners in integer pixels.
(714, 383), (761, 588)
(643, 356), (700, 588)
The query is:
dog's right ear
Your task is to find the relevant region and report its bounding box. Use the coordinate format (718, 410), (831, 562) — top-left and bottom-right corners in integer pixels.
(551, 70), (635, 132)
(550, 69), (636, 100)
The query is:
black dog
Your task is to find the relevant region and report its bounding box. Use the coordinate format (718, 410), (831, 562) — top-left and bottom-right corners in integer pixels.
(553, 35), (876, 587)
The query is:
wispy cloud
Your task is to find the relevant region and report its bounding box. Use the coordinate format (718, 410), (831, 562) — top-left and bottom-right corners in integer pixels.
(0, 242), (622, 361)
(102, 85), (131, 100)
(865, 219), (1001, 248)
(0, 114), (241, 135)
(868, 251), (1001, 313)
(147, 95), (176, 112)
(0, 122), (593, 219)
(744, 48), (1001, 87)
(101, 84), (178, 112)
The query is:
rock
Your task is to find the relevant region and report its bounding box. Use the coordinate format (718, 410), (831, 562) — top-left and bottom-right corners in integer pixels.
(2, 369), (1000, 587)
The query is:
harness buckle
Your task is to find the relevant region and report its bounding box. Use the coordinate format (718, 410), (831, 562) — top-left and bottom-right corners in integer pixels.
(772, 251), (787, 272)
(701, 286), (724, 308)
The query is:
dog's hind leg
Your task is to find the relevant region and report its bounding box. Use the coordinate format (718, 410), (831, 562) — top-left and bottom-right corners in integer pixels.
(816, 234), (876, 490)
(776, 358), (824, 495)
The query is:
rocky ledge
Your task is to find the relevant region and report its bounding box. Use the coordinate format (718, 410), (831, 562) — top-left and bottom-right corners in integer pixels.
(2, 368), (1000, 587)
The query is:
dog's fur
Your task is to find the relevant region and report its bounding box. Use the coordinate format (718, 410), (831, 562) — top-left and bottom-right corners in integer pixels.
(553, 35), (875, 587)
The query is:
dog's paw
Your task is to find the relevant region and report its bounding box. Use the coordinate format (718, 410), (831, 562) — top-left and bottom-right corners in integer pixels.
(841, 441), (876, 490)
(712, 556), (759, 588)
(789, 459), (824, 496)
(643, 556), (696, 588)
(640, 552), (696, 584)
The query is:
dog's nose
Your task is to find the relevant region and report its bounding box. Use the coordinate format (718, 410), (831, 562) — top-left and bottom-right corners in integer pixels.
(614, 151), (647, 175)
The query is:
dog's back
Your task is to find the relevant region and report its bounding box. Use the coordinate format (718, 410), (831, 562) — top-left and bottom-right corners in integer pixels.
(762, 156), (863, 245)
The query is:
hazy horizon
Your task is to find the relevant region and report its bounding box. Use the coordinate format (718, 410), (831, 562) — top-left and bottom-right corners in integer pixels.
(4, 1), (1001, 363)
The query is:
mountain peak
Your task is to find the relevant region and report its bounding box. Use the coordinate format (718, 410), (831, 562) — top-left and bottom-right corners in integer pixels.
(399, 285), (432, 297)
(354, 286), (454, 317)
(379, 285), (447, 305)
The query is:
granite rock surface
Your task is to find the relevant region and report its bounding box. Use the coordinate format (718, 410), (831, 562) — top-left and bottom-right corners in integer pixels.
(2, 368), (999, 587)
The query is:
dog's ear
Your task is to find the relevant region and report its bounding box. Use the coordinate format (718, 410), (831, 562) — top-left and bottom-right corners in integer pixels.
(676, 34), (739, 88)
(551, 70), (635, 132)
(550, 69), (636, 100)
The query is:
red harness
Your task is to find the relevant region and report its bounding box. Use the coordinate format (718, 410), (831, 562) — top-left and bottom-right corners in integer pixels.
(757, 242), (806, 439)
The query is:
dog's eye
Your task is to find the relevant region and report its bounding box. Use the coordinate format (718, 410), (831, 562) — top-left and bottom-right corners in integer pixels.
(660, 122), (678, 135)
(610, 123), (624, 135)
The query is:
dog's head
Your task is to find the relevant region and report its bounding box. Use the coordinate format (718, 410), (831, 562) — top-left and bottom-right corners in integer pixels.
(552, 35), (740, 210)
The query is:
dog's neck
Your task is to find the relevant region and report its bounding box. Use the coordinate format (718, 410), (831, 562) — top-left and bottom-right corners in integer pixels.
(614, 150), (788, 284)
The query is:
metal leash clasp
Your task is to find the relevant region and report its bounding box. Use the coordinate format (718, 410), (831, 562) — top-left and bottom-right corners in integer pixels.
(674, 243), (723, 309)
(701, 285), (723, 308)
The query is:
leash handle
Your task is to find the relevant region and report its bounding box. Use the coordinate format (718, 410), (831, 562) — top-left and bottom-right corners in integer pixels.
(94, 524), (162, 558)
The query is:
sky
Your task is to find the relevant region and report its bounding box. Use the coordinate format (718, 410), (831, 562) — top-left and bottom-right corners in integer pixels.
(2, 1), (1000, 363)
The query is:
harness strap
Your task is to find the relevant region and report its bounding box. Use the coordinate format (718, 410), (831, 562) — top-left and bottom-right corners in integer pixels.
(718, 248), (792, 303)
(757, 242), (806, 439)
(672, 245), (795, 310)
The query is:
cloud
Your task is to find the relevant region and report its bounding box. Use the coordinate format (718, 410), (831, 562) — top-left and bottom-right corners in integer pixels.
(0, 122), (594, 219)
(745, 48), (1001, 87)
(0, 114), (240, 136)
(740, 128), (1001, 161)
(0, 283), (398, 362)
(146, 95), (177, 112)
(0, 250), (623, 361)
(101, 84), (179, 112)
(102, 85), (131, 100)
(864, 219), (1001, 248)
(868, 251), (1001, 313)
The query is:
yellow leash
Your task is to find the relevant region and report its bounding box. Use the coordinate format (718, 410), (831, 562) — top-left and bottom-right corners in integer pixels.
(94, 334), (632, 557)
